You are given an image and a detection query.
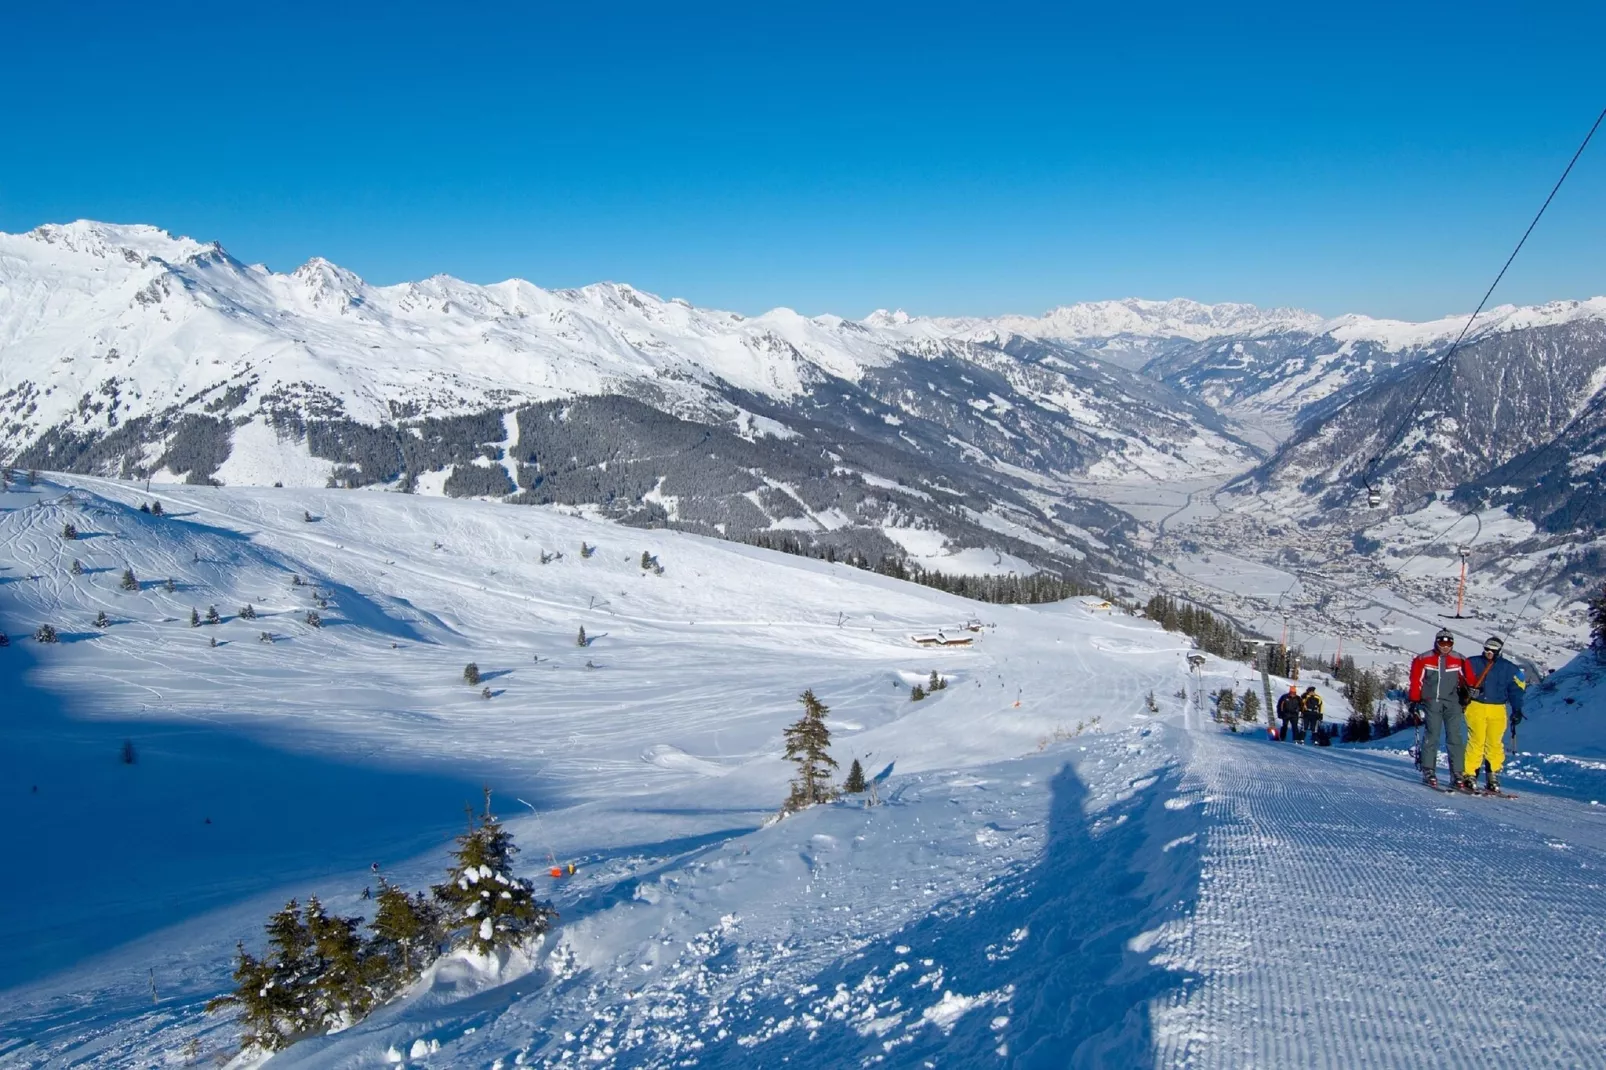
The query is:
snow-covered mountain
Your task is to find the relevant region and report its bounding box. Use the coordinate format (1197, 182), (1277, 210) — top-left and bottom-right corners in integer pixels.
(0, 222), (1274, 580)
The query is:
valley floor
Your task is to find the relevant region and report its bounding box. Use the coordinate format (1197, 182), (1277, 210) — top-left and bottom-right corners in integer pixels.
(1, 478), (1603, 1068)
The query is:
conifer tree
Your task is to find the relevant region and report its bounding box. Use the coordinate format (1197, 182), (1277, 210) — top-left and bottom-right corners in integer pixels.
(150, 500), (163, 516)
(909, 683), (926, 701)
(369, 879), (441, 988)
(206, 900), (318, 1052)
(35, 624), (58, 643)
(206, 605), (221, 625)
(580, 541), (595, 558)
(463, 662), (481, 685)
(303, 895), (376, 1027)
(70, 559), (83, 576)
(0, 633), (10, 647)
(163, 577), (176, 593)
(1591, 582), (1606, 660)
(239, 603), (257, 620)
(1241, 687), (1261, 723)
(432, 791), (556, 955)
(306, 610), (323, 628)
(62, 522), (78, 540)
(928, 669), (945, 691)
(190, 607), (201, 628)
(120, 567), (139, 591)
(640, 551), (653, 570)
(95, 610), (109, 629)
(844, 758), (867, 794)
(782, 689), (838, 810)
(481, 686), (492, 700)
(576, 625), (587, 647)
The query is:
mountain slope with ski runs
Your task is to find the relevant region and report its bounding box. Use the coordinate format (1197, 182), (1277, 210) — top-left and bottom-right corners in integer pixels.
(7, 221), (1606, 598)
(0, 475), (1603, 1068)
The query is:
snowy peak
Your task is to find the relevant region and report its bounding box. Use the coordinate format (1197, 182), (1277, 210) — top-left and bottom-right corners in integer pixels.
(1029, 297), (1324, 341)
(19, 219), (209, 265)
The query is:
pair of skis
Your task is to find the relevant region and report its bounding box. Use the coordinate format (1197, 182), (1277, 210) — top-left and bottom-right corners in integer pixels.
(1423, 779), (1518, 799)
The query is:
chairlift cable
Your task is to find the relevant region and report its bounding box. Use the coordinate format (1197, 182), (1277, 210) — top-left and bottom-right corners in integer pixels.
(1358, 104), (1606, 498)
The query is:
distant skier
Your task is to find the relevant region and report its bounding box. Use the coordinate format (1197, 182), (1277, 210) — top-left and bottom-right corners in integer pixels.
(1300, 687), (1324, 743)
(1460, 636), (1526, 794)
(1276, 685), (1302, 743)
(1408, 630), (1471, 789)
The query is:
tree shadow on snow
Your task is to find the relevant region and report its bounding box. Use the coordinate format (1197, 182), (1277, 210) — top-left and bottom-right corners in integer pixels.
(683, 761), (1206, 1070)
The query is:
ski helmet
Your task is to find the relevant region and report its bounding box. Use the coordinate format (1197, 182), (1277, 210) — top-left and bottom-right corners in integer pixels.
(1434, 628), (1455, 644)
(1483, 636), (1504, 655)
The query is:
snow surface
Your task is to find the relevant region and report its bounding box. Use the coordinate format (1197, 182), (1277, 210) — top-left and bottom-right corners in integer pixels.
(1, 476), (1603, 1068)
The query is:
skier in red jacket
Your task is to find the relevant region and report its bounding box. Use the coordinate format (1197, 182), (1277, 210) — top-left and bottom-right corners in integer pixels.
(1408, 629), (1473, 789)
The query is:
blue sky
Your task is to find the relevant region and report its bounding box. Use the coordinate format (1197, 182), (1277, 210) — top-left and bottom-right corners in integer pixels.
(5, 1), (1604, 320)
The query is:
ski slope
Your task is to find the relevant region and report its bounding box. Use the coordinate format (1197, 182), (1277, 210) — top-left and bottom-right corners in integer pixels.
(1, 477), (1602, 1068)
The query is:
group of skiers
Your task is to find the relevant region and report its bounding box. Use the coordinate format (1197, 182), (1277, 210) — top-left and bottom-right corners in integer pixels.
(1274, 685), (1325, 743)
(1407, 629), (1526, 793)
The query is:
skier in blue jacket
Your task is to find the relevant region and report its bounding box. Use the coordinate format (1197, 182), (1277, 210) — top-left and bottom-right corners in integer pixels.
(1459, 636), (1526, 794)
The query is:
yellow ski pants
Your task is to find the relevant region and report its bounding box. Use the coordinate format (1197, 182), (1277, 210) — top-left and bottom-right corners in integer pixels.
(1464, 701), (1508, 776)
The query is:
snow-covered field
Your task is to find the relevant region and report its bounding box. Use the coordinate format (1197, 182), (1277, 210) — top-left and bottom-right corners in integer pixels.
(1, 478), (1603, 1068)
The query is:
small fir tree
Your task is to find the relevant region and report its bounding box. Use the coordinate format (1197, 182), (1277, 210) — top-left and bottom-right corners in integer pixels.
(150, 500), (163, 516)
(206, 605), (221, 625)
(206, 900), (318, 1052)
(139, 502), (151, 513)
(481, 686), (492, 700)
(164, 577), (176, 593)
(576, 625), (587, 647)
(1241, 687), (1261, 723)
(909, 683), (926, 701)
(306, 610), (323, 628)
(928, 670), (944, 691)
(0, 633), (10, 647)
(844, 758), (867, 794)
(303, 895), (376, 1027)
(782, 689), (838, 810)
(304, 510), (314, 523)
(35, 623), (58, 643)
(190, 607), (201, 628)
(94, 610), (109, 629)
(432, 791), (557, 955)
(640, 551), (653, 570)
(1591, 582), (1606, 661)
(464, 662), (481, 685)
(580, 541), (595, 558)
(239, 603), (257, 620)
(120, 567), (139, 591)
(121, 739), (137, 764)
(368, 879), (441, 988)
(70, 559), (83, 576)
(62, 522), (78, 540)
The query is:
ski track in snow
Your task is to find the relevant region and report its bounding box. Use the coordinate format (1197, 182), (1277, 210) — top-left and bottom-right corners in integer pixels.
(1154, 734), (1606, 1069)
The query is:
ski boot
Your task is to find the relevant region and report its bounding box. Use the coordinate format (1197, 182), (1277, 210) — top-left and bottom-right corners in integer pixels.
(1484, 771), (1501, 795)
(1421, 770), (1439, 790)
(1453, 775), (1477, 794)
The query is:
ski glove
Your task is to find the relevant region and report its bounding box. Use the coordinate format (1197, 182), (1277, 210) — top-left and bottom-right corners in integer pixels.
(1408, 701), (1423, 716)
(1457, 683), (1471, 707)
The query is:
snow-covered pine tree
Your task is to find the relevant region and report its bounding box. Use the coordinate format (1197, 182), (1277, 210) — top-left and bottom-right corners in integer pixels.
(70, 559), (83, 576)
(576, 626), (587, 647)
(150, 500), (163, 516)
(844, 758), (867, 794)
(368, 879), (442, 990)
(303, 895), (376, 1028)
(1591, 582), (1606, 660)
(928, 670), (943, 691)
(1241, 687), (1261, 723)
(306, 611), (322, 628)
(783, 689), (838, 810)
(62, 522), (77, 540)
(94, 610), (109, 629)
(139, 502), (150, 513)
(164, 577), (176, 593)
(120, 567), (138, 591)
(580, 541), (595, 558)
(481, 686), (492, 700)
(0, 633), (10, 646)
(463, 662), (481, 685)
(35, 624), (58, 643)
(431, 792), (557, 955)
(239, 603), (256, 620)
(206, 900), (318, 1052)
(190, 607), (201, 628)
(640, 551), (652, 570)
(206, 605), (221, 625)
(909, 683), (926, 701)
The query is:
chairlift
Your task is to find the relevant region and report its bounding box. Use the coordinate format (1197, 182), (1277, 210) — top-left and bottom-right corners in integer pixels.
(1365, 483), (1382, 508)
